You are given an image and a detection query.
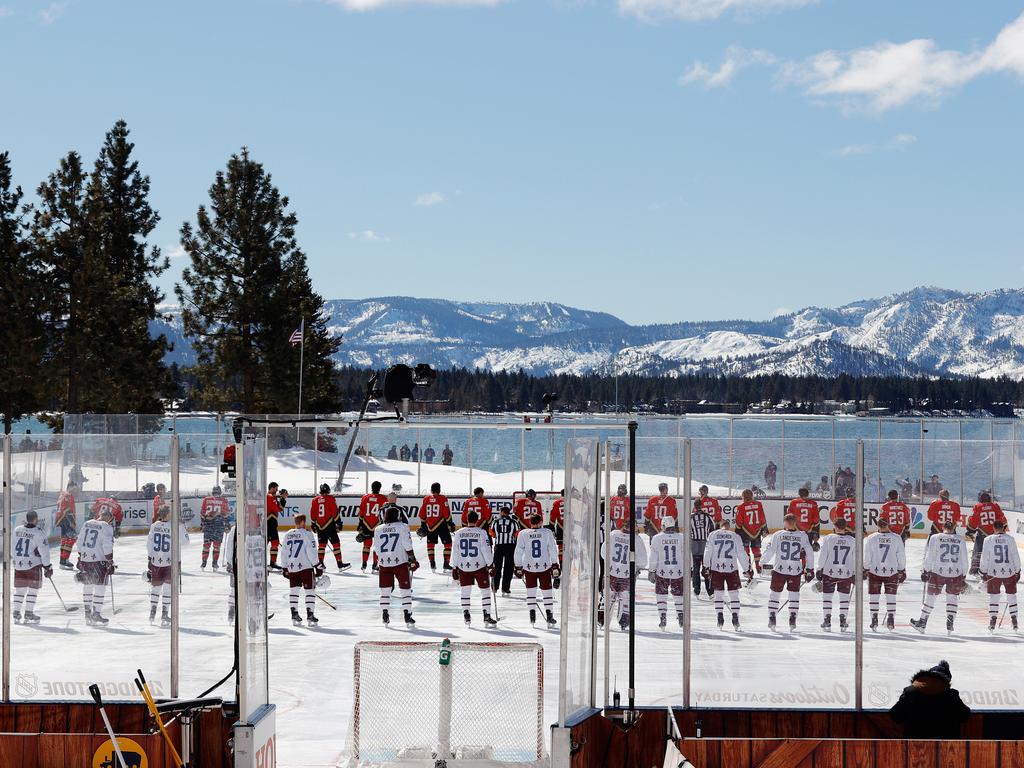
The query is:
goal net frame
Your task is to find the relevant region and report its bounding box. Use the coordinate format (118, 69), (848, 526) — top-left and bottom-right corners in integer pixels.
(350, 641), (546, 767)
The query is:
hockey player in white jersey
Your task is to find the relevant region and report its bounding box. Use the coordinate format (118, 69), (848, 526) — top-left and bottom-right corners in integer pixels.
(702, 518), (750, 631)
(13, 510), (52, 624)
(146, 506), (188, 627)
(606, 517), (648, 630)
(75, 508), (115, 625)
(912, 519), (968, 635)
(451, 511), (498, 627)
(980, 518), (1021, 633)
(761, 514), (815, 632)
(514, 513), (560, 628)
(281, 514), (323, 627)
(373, 506), (419, 626)
(648, 517), (687, 630)
(816, 517), (857, 632)
(863, 518), (907, 632)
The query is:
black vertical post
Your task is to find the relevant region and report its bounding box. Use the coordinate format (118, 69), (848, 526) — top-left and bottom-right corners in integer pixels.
(627, 420), (638, 714)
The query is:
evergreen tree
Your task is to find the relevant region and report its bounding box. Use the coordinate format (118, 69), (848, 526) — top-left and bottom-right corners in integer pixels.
(176, 148), (340, 412)
(0, 152), (46, 433)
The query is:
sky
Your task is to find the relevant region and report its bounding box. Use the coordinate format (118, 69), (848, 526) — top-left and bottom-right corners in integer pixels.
(1, 0), (1023, 325)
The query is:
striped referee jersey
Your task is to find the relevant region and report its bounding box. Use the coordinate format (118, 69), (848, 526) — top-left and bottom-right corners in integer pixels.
(490, 514), (520, 546)
(690, 511), (717, 541)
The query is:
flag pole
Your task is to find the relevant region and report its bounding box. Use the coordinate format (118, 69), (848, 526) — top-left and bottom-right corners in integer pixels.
(298, 317), (305, 419)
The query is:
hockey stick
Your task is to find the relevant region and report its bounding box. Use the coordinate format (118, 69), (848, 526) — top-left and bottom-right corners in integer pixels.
(135, 670), (183, 768)
(109, 572), (121, 615)
(89, 684), (129, 768)
(999, 601), (1010, 629)
(47, 575), (80, 612)
(315, 592), (337, 610)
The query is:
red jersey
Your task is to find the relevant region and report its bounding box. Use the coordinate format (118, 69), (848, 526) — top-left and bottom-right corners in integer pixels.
(644, 495), (678, 532)
(200, 495), (229, 519)
(879, 500), (911, 535)
(419, 494), (452, 531)
(550, 498), (564, 529)
(359, 493), (388, 530)
(56, 491), (76, 526)
(734, 500), (766, 537)
(151, 494), (165, 523)
(609, 496), (631, 529)
(310, 494), (340, 528)
(266, 493), (283, 520)
(513, 497), (543, 527)
(462, 496), (492, 528)
(696, 496), (723, 523)
(92, 497), (124, 524)
(831, 498), (857, 528)
(789, 498), (819, 532)
(927, 499), (963, 529)
(968, 502), (1006, 536)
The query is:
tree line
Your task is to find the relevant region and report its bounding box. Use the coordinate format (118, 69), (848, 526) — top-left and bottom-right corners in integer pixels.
(0, 122), (340, 432)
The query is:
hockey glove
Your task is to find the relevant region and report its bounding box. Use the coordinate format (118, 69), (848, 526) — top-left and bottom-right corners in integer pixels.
(226, 563), (233, 575)
(812, 542), (821, 552)
(355, 532), (367, 544)
(451, 568), (461, 581)
(105, 560), (116, 576)
(311, 522), (322, 535)
(701, 566), (710, 580)
(1013, 573), (1021, 585)
(448, 520), (456, 533)
(282, 570), (290, 578)
(965, 528), (977, 542)
(144, 569), (152, 583)
(43, 565), (53, 579)
(815, 569), (823, 582)
(514, 567), (525, 579)
(409, 559), (420, 572)
(314, 565), (325, 578)
(955, 575), (968, 595)
(74, 570), (86, 584)
(647, 571), (657, 584)
(897, 570), (907, 583)
(417, 523), (428, 538)
(488, 565), (496, 577)
(921, 571), (931, 582)
(553, 575), (561, 589)
(803, 569), (814, 583)
(552, 566), (561, 580)
(643, 519), (657, 537)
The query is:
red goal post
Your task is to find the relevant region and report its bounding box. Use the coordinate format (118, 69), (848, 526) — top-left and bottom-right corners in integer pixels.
(350, 641), (545, 767)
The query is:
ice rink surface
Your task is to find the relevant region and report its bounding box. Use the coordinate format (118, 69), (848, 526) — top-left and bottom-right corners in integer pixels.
(8, 529), (1024, 767)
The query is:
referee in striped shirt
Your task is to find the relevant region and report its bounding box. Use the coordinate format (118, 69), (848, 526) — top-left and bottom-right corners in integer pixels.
(690, 499), (717, 596)
(490, 505), (521, 596)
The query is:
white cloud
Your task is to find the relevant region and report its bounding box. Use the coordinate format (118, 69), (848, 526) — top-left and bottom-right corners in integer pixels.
(0, 7), (15, 18)
(414, 191), (447, 207)
(832, 133), (918, 157)
(166, 245), (188, 260)
(771, 307), (793, 318)
(39, 2), (66, 24)
(680, 46), (776, 88)
(348, 230), (391, 243)
(325, 0), (503, 10)
(619, 0), (815, 23)
(780, 11), (1024, 112)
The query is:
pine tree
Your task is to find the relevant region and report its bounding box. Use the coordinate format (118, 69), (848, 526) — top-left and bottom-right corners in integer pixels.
(0, 152), (46, 433)
(176, 148), (340, 413)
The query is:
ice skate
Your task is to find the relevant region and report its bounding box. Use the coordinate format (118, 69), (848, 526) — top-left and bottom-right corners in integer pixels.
(768, 612), (777, 632)
(546, 610), (557, 628)
(382, 609), (390, 626)
(12, 611), (21, 624)
(789, 613), (797, 632)
(841, 615), (850, 633)
(483, 612), (498, 627)
(717, 611), (725, 630)
(443, 563), (453, 573)
(92, 612), (109, 625)
(60, 561), (74, 571)
(338, 562), (352, 572)
(885, 613), (895, 632)
(909, 616), (927, 634)
(360, 563), (367, 572)
(227, 606), (235, 624)
(732, 613), (741, 632)
(161, 608), (171, 628)
(820, 615), (831, 632)
(212, 561), (219, 571)
(291, 608), (303, 627)
(84, 609), (94, 626)
(1013, 616), (1019, 632)
(149, 606), (157, 625)
(464, 609), (472, 626)
(306, 609), (319, 627)
(24, 612), (40, 624)
(618, 613), (630, 631)
(946, 615), (955, 635)
(870, 613), (878, 632)
(990, 616), (998, 633)
(676, 611), (684, 628)
(529, 609), (537, 626)
(658, 612), (667, 630)
(501, 590), (512, 597)
(404, 610), (416, 626)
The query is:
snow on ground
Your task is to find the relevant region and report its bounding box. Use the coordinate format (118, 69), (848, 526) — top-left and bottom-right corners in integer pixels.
(12, 530), (1024, 767)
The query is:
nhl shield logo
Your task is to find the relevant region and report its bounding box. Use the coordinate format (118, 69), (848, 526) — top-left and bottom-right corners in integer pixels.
(868, 682), (891, 708)
(15, 673), (38, 698)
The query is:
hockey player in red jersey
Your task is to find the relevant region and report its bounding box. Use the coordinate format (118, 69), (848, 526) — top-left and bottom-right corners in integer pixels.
(830, 489), (857, 529)
(151, 483), (167, 523)
(358, 481), (388, 571)
(418, 482), (455, 571)
(789, 487), (821, 551)
(549, 490), (564, 563)
(462, 487), (493, 529)
(696, 485), (723, 524)
(927, 490), (963, 536)
(879, 490), (912, 541)
(266, 481), (283, 570)
(199, 486), (229, 569)
(644, 483), (678, 538)
(311, 484), (350, 572)
(735, 489), (769, 574)
(91, 496), (124, 538)
(967, 491), (1007, 575)
(55, 480), (78, 570)
(609, 484), (631, 530)
(513, 489), (543, 528)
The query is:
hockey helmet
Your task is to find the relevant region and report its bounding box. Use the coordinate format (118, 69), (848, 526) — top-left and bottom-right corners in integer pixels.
(212, 485), (222, 496)
(319, 483), (331, 495)
(661, 516), (676, 530)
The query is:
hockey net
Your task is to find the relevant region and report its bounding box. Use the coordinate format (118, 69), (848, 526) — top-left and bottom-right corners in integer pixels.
(348, 641), (545, 768)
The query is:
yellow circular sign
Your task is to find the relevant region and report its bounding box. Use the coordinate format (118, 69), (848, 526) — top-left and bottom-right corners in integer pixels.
(92, 737), (149, 768)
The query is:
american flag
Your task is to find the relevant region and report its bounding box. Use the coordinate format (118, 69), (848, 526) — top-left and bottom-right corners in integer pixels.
(289, 326), (303, 346)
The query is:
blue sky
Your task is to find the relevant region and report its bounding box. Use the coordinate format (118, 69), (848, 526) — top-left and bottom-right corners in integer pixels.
(2, 0), (1022, 324)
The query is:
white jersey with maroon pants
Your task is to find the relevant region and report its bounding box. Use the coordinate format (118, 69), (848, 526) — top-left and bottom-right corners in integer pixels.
(147, 520), (188, 626)
(702, 529), (749, 630)
(451, 527), (496, 625)
(514, 527), (560, 627)
(649, 529), (687, 629)
(913, 532), (968, 634)
(13, 522), (52, 623)
(606, 528), (648, 629)
(980, 532), (1021, 632)
(817, 532), (856, 632)
(75, 518), (115, 624)
(373, 523), (418, 625)
(762, 530), (815, 631)
(863, 531), (906, 631)
(282, 526), (322, 626)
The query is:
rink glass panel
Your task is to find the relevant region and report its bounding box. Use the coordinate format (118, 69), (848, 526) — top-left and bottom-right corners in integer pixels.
(239, 436), (270, 719)
(561, 438), (600, 723)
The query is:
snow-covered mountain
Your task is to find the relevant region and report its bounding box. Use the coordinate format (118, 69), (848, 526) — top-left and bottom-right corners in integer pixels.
(153, 288), (1024, 379)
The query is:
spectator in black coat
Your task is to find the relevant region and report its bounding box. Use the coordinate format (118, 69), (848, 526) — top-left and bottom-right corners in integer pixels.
(889, 660), (971, 738)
